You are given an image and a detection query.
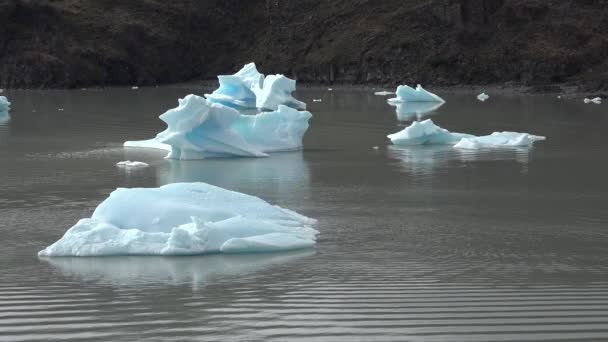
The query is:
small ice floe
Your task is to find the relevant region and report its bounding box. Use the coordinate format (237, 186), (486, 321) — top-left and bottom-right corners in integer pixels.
(328, 88), (333, 91)
(387, 119), (545, 149)
(38, 182), (319, 256)
(557, 95), (562, 99)
(388, 84), (444, 103)
(131, 86), (139, 90)
(372, 146), (379, 150)
(312, 99), (322, 102)
(58, 108), (64, 111)
(116, 160), (149, 168)
(374, 91), (395, 96)
(477, 93), (490, 102)
(584, 97), (601, 104)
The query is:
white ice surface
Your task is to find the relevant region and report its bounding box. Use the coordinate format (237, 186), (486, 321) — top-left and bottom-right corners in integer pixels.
(38, 182), (318, 256)
(116, 161), (149, 168)
(388, 85), (445, 103)
(477, 93), (490, 102)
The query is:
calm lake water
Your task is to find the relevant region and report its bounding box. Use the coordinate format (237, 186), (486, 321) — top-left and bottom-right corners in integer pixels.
(1, 86), (608, 341)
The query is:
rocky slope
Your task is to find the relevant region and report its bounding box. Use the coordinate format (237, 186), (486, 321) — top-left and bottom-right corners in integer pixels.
(1, 0), (607, 90)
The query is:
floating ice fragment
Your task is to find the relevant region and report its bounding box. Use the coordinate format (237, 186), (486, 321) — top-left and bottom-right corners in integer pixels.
(388, 84), (445, 103)
(477, 93), (490, 102)
(328, 88), (333, 91)
(374, 91), (395, 96)
(125, 94), (312, 159)
(388, 119), (545, 149)
(0, 96), (11, 123)
(38, 182), (319, 256)
(58, 108), (64, 111)
(131, 86), (139, 90)
(116, 161), (149, 168)
(584, 97), (601, 104)
(312, 99), (322, 102)
(372, 146), (379, 150)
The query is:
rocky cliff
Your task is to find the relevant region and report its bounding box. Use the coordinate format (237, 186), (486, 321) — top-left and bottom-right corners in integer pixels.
(1, 0), (607, 89)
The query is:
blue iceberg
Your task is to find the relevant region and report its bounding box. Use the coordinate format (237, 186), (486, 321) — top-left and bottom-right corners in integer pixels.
(388, 119), (545, 149)
(38, 182), (319, 256)
(0, 96), (10, 123)
(124, 94), (312, 159)
(388, 84), (445, 103)
(205, 63), (305, 111)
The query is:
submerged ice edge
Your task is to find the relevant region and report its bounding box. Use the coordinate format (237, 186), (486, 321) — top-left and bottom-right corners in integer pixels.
(38, 182), (319, 257)
(124, 94), (312, 160)
(388, 119), (545, 149)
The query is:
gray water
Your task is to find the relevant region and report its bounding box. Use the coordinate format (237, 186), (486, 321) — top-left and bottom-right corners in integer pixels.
(1, 86), (608, 341)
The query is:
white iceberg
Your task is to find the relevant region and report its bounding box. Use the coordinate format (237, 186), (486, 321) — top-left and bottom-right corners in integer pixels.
(38, 182), (319, 257)
(390, 101), (444, 121)
(205, 63), (305, 111)
(116, 161), (149, 168)
(453, 132), (546, 149)
(388, 84), (445, 103)
(387, 119), (472, 145)
(388, 119), (545, 149)
(584, 97), (601, 104)
(477, 93), (490, 101)
(374, 91), (395, 96)
(0, 96), (10, 119)
(124, 94), (312, 159)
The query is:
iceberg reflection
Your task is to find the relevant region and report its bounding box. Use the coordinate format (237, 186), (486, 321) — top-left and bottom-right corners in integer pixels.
(390, 101), (444, 121)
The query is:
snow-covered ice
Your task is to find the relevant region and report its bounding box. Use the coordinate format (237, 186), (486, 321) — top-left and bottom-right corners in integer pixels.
(116, 161), (149, 168)
(390, 101), (444, 121)
(387, 119), (472, 146)
(477, 93), (490, 102)
(374, 91), (394, 96)
(388, 85), (445, 103)
(124, 94), (312, 159)
(205, 63), (305, 111)
(388, 119), (545, 149)
(584, 97), (601, 104)
(38, 182), (319, 256)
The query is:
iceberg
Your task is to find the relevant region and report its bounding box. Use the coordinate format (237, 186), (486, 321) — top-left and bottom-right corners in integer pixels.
(388, 119), (545, 149)
(374, 91), (395, 96)
(390, 101), (444, 121)
(477, 93), (490, 102)
(584, 97), (601, 104)
(0, 96), (10, 124)
(205, 63), (305, 111)
(38, 182), (319, 257)
(124, 94), (312, 159)
(388, 84), (445, 103)
(387, 119), (472, 145)
(116, 161), (149, 168)
(453, 132), (546, 149)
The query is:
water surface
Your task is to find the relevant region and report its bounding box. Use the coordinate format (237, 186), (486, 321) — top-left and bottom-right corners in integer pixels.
(1, 86), (608, 341)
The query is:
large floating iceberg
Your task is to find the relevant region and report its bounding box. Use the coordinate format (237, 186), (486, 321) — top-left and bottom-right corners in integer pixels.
(388, 85), (445, 103)
(388, 119), (545, 149)
(39, 182), (319, 257)
(124, 94), (312, 159)
(0, 96), (10, 123)
(205, 63), (305, 111)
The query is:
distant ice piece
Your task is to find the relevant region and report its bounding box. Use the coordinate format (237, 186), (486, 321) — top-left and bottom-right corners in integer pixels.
(131, 86), (139, 90)
(125, 94), (312, 159)
(388, 119), (545, 149)
(374, 91), (395, 96)
(38, 182), (319, 256)
(0, 96), (10, 123)
(205, 63), (305, 111)
(390, 101), (444, 121)
(454, 132), (546, 149)
(387, 119), (472, 145)
(312, 99), (322, 102)
(116, 161), (149, 168)
(388, 84), (445, 103)
(584, 97), (601, 104)
(477, 93), (490, 102)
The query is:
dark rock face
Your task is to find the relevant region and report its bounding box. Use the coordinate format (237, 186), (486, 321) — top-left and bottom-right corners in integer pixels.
(1, 0), (607, 89)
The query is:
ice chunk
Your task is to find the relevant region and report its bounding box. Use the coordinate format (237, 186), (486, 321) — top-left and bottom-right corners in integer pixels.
(390, 101), (444, 121)
(387, 119), (472, 145)
(388, 119), (545, 149)
(38, 182), (319, 256)
(116, 161), (149, 168)
(584, 97), (601, 104)
(388, 84), (445, 103)
(125, 95), (311, 159)
(313, 99), (322, 102)
(477, 93), (490, 102)
(453, 132), (546, 149)
(0, 96), (10, 124)
(374, 91), (395, 96)
(205, 63), (305, 111)
(252, 74), (306, 111)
